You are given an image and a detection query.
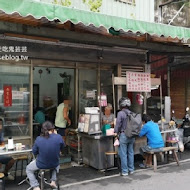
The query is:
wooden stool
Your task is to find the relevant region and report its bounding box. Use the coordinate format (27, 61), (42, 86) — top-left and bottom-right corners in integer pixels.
(166, 140), (182, 159)
(105, 151), (118, 172)
(0, 173), (5, 190)
(147, 147), (179, 172)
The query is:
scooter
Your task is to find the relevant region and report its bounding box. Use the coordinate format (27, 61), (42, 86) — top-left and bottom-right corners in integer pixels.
(182, 107), (190, 149)
(168, 110), (184, 152)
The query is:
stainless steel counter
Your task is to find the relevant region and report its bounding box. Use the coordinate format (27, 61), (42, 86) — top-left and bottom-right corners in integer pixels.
(80, 133), (114, 170)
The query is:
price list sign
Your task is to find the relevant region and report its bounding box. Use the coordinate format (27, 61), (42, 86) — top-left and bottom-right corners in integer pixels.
(4, 86), (12, 107)
(126, 72), (151, 92)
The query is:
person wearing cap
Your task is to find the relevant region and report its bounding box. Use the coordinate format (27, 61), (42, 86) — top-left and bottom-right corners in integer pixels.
(114, 97), (135, 176)
(26, 121), (64, 190)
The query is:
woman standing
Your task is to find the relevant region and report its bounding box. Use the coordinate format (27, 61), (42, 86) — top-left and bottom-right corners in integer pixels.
(102, 103), (114, 127)
(101, 103), (115, 135)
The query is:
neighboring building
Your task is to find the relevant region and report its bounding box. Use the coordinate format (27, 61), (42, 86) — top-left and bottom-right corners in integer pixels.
(153, 0), (190, 119)
(155, 0), (190, 27)
(36, 0), (155, 22)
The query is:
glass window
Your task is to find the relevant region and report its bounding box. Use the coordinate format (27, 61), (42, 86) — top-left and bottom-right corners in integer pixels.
(0, 65), (30, 138)
(79, 69), (97, 114)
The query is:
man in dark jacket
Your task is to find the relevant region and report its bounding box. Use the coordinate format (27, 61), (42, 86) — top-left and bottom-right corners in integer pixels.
(114, 97), (135, 176)
(26, 121), (64, 190)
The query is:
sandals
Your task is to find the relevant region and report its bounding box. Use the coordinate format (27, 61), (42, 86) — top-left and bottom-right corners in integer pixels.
(139, 163), (151, 169)
(50, 181), (58, 189)
(50, 185), (58, 189)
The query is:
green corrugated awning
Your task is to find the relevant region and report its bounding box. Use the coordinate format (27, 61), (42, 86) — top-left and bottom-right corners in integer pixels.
(0, 0), (190, 40)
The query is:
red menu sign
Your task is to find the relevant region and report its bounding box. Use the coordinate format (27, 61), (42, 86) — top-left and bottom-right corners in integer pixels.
(126, 72), (151, 92)
(4, 86), (12, 107)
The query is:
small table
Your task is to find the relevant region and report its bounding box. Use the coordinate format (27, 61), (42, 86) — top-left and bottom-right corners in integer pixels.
(0, 146), (32, 156)
(0, 146), (33, 189)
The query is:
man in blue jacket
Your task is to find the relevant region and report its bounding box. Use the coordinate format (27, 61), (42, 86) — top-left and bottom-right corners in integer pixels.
(139, 114), (164, 168)
(26, 121), (64, 190)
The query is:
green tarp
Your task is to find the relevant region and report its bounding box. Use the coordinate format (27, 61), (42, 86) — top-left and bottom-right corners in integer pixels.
(0, 0), (190, 39)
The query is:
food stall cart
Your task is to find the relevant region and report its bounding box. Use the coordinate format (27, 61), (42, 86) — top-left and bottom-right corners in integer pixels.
(78, 108), (115, 169)
(81, 133), (114, 170)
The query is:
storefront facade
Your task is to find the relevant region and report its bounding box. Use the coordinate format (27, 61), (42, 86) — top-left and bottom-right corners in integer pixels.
(0, 60), (116, 144)
(0, 0), (190, 146)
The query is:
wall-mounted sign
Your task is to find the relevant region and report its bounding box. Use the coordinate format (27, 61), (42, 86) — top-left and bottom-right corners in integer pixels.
(12, 91), (24, 100)
(98, 94), (107, 107)
(115, 0), (136, 5)
(4, 86), (12, 107)
(86, 90), (96, 100)
(126, 72), (151, 92)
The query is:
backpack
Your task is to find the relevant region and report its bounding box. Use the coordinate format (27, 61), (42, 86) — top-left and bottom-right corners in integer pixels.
(124, 111), (142, 138)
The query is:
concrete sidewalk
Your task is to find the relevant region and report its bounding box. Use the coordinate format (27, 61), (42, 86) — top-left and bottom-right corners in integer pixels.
(60, 160), (190, 190)
(5, 150), (190, 189)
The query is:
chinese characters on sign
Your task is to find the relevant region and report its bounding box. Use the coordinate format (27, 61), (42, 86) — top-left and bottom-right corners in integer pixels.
(0, 46), (27, 53)
(4, 86), (12, 107)
(126, 72), (151, 92)
(98, 94), (107, 107)
(0, 46), (29, 62)
(86, 90), (96, 100)
(12, 91), (24, 100)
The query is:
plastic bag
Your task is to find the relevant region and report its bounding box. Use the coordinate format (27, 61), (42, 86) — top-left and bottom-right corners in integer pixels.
(178, 141), (184, 152)
(106, 128), (114, 136)
(176, 129), (184, 152)
(114, 139), (120, 146)
(101, 124), (111, 136)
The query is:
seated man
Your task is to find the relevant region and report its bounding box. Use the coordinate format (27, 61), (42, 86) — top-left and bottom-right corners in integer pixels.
(0, 120), (15, 180)
(139, 114), (164, 168)
(0, 156), (15, 180)
(26, 121), (64, 190)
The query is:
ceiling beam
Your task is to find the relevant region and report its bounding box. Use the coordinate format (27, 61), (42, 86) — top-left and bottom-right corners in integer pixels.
(0, 38), (145, 65)
(0, 21), (190, 54)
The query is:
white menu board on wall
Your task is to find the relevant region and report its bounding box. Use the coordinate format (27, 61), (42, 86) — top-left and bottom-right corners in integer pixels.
(126, 72), (151, 92)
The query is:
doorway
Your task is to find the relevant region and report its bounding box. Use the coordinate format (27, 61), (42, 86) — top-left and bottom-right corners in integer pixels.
(33, 67), (75, 125)
(33, 84), (39, 109)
